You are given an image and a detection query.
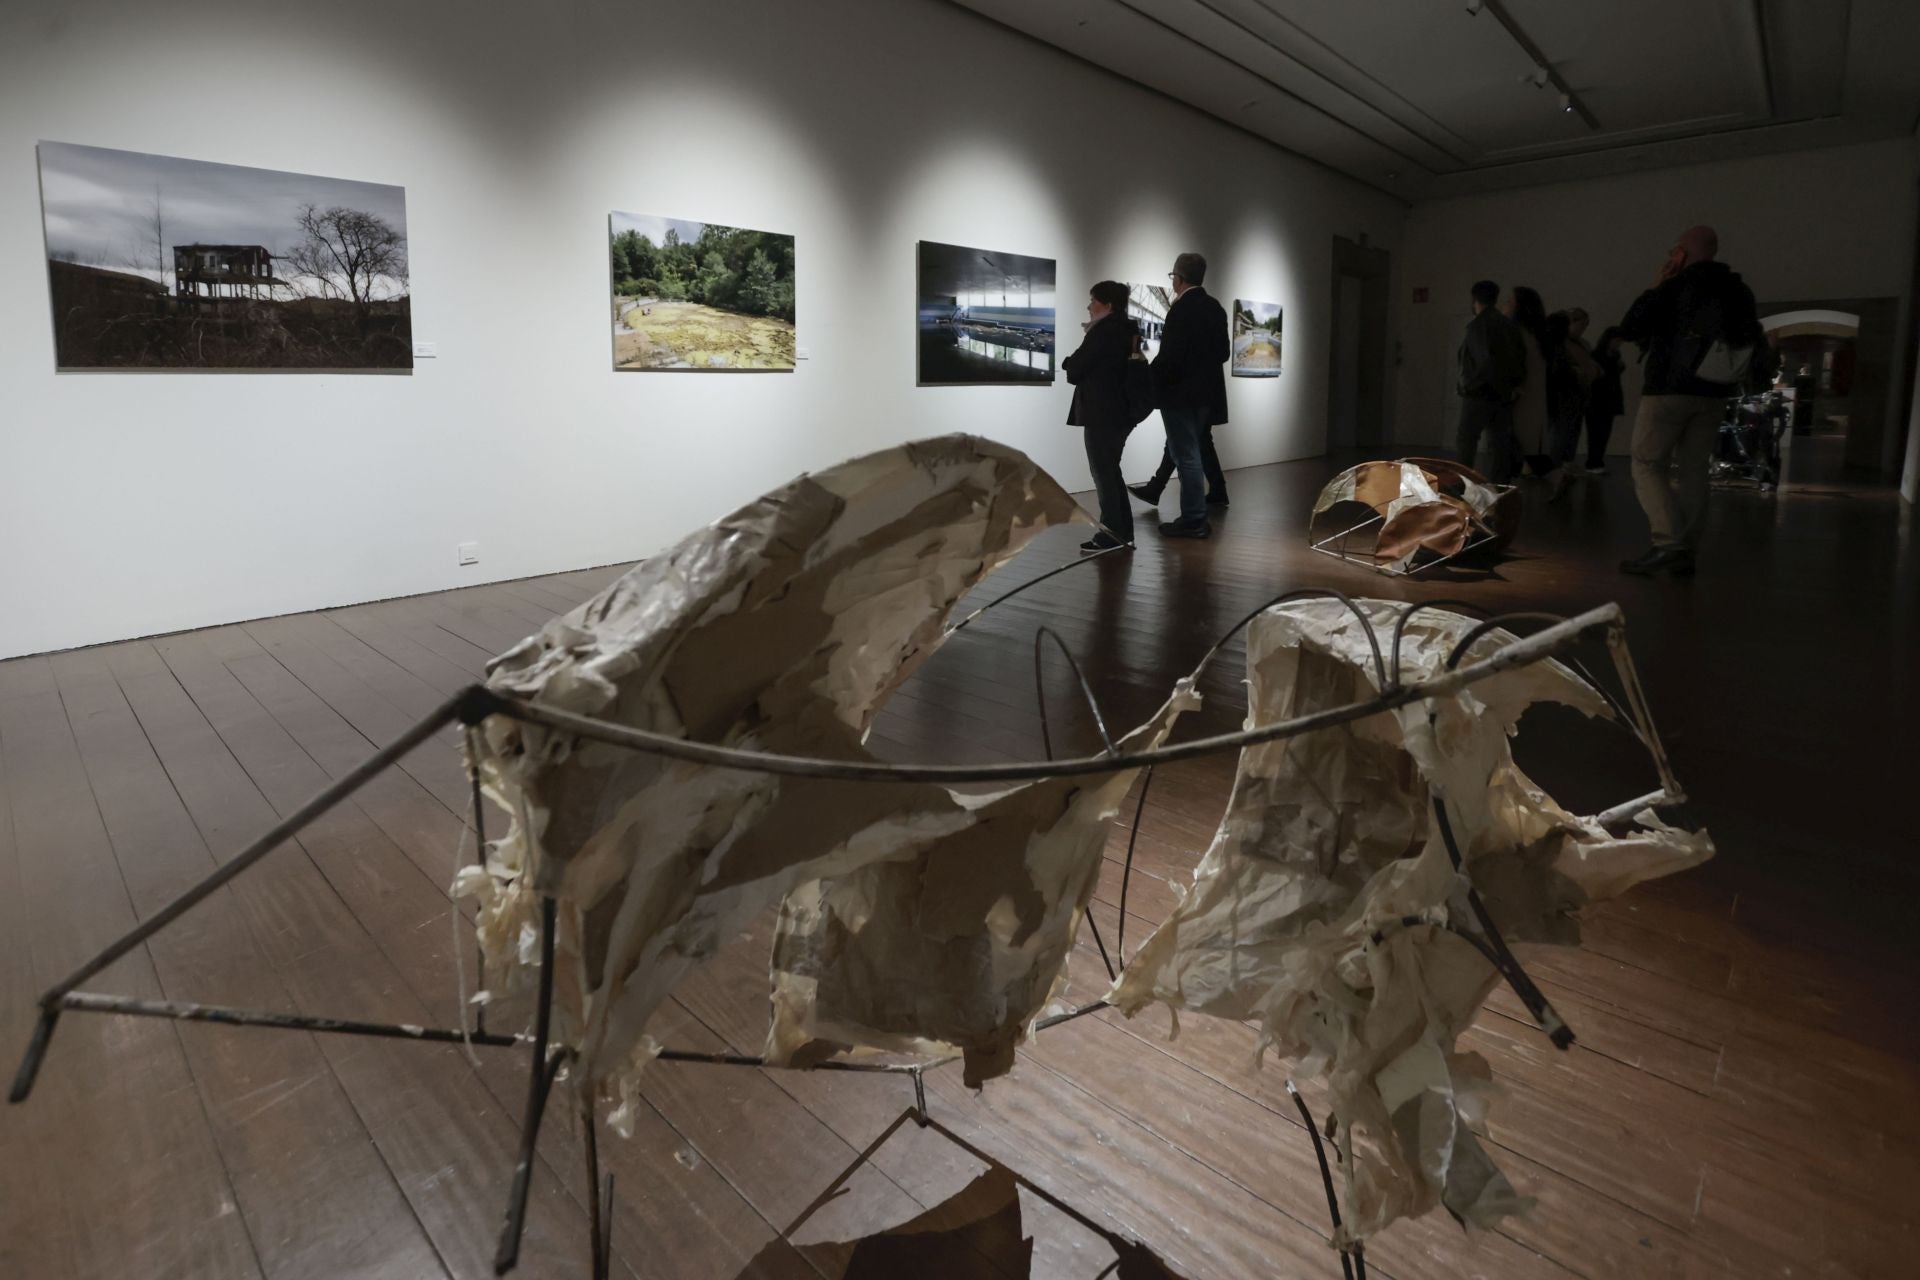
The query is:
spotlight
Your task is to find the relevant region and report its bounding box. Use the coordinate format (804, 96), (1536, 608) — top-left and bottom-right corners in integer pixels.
(1560, 93), (1573, 112)
(1465, 0), (1483, 13)
(1518, 66), (1549, 89)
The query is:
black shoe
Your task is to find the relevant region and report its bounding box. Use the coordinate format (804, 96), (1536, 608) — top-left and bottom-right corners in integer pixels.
(1158, 520), (1211, 539)
(1079, 534), (1130, 553)
(1206, 490), (1230, 507)
(1127, 483), (1165, 504)
(1620, 547), (1692, 576)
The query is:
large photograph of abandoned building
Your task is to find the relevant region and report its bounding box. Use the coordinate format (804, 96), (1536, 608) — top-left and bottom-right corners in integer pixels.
(36, 141), (411, 371)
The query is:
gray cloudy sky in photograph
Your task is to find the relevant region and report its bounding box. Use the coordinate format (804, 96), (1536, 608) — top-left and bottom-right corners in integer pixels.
(37, 141), (408, 292)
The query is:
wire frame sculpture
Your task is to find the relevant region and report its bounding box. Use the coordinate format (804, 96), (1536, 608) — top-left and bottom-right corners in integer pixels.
(1308, 458), (1522, 577)
(6, 586), (1691, 1279)
(7, 432), (1694, 1277)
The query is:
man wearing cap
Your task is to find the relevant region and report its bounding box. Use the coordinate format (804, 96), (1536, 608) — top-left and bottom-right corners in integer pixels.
(1138, 252), (1231, 538)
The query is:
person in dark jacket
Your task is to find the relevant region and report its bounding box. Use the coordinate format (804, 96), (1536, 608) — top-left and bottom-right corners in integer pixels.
(1128, 252), (1230, 536)
(1063, 279), (1143, 551)
(1582, 326), (1627, 473)
(1616, 225), (1763, 575)
(1454, 279), (1527, 482)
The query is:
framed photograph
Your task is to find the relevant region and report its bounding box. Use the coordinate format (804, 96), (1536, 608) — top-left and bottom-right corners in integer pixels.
(916, 240), (1055, 385)
(37, 141), (410, 371)
(610, 212), (795, 371)
(1127, 283), (1172, 361)
(1231, 299), (1283, 377)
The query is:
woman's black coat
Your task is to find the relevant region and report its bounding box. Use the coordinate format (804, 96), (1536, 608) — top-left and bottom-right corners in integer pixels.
(1063, 313), (1138, 430)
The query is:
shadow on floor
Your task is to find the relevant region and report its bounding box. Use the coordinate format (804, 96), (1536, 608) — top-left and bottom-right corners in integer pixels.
(742, 1163), (1189, 1279)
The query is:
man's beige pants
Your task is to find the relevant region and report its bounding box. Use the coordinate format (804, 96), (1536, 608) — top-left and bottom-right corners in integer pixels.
(1630, 394), (1723, 550)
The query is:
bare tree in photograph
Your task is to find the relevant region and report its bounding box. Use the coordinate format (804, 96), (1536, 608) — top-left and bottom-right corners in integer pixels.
(285, 203), (407, 308)
(147, 185), (164, 284)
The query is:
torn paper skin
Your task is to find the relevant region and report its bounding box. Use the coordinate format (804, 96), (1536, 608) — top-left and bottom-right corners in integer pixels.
(1108, 599), (1712, 1242)
(766, 678), (1201, 1086)
(1312, 459), (1520, 570)
(461, 435), (1094, 1112)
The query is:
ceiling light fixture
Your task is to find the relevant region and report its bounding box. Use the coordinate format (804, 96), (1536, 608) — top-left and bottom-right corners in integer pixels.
(1465, 0), (1484, 14)
(1560, 92), (1572, 112)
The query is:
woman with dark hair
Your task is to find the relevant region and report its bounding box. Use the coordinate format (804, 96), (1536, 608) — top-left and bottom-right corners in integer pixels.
(1503, 286), (1576, 495)
(1063, 279), (1144, 551)
(1583, 326), (1628, 474)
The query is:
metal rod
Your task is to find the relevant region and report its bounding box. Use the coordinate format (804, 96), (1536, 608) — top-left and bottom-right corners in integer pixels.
(581, 1088), (608, 1280)
(35, 688), (477, 1010)
(1431, 796), (1573, 1049)
(468, 736), (491, 1039)
(1189, 588), (1389, 692)
(491, 607), (1623, 786)
(1115, 766), (1155, 965)
(493, 895), (560, 1276)
(1444, 612), (1580, 671)
(7, 1008), (59, 1104)
(1033, 625), (1118, 760)
(49, 991), (525, 1048)
(1286, 1081), (1355, 1280)
(1388, 599), (1490, 689)
(919, 1113), (1139, 1257)
(653, 1047), (946, 1075)
(1033, 1000), (1109, 1032)
(780, 1107), (919, 1237)
(945, 541), (1122, 636)
(1084, 908), (1117, 983)
(1593, 787), (1678, 828)
(1607, 628), (1685, 803)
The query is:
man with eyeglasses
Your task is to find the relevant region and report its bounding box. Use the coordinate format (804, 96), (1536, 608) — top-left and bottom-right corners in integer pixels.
(1130, 252), (1231, 537)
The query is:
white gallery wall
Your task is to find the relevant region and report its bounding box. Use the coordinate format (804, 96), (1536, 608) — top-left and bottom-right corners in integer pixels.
(0, 0), (1406, 660)
(1394, 139), (1919, 457)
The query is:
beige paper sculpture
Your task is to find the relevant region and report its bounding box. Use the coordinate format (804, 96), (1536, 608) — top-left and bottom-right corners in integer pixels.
(766, 681), (1196, 1084)
(461, 434), (1707, 1247)
(1309, 458), (1521, 573)
(1109, 599), (1713, 1242)
(462, 434), (1123, 1117)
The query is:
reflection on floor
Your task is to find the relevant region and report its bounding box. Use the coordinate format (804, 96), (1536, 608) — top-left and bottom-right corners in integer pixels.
(0, 451), (1914, 1277)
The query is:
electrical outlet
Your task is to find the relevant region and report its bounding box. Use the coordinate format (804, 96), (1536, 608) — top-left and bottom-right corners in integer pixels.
(457, 542), (479, 566)
(413, 340), (438, 358)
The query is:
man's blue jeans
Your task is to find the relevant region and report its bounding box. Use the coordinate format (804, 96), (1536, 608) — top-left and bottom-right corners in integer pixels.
(1160, 406), (1211, 527)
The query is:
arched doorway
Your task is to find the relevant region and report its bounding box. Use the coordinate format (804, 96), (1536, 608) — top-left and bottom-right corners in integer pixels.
(1758, 298), (1897, 482)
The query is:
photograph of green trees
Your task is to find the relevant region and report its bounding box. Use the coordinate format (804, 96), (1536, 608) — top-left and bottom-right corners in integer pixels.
(609, 212), (796, 371)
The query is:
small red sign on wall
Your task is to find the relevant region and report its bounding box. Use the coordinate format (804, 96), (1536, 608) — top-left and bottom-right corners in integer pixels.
(1413, 287), (1430, 304)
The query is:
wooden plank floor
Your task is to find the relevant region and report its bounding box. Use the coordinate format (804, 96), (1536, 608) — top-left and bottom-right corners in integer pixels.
(3, 455), (1916, 1279)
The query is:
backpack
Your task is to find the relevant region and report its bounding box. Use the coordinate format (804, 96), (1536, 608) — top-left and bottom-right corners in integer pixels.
(1682, 282), (1763, 390)
(1123, 356), (1155, 425)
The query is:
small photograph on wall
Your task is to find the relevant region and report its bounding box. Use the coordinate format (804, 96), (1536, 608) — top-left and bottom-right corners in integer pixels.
(916, 241), (1055, 385)
(1127, 283), (1172, 361)
(36, 141), (411, 371)
(1232, 299), (1283, 377)
(610, 213), (795, 371)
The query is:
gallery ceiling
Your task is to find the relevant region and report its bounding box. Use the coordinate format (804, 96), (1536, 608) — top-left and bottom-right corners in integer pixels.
(950, 0), (1920, 201)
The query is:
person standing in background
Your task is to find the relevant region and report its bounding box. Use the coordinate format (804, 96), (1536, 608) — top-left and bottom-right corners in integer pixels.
(1583, 326), (1628, 473)
(1617, 224), (1766, 576)
(1139, 252), (1230, 538)
(1454, 279), (1527, 482)
(1505, 286), (1555, 481)
(1062, 279), (1143, 552)
(1545, 307), (1599, 499)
